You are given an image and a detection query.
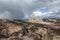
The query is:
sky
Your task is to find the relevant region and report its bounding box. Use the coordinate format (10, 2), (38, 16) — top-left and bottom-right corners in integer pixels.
(0, 0), (60, 19)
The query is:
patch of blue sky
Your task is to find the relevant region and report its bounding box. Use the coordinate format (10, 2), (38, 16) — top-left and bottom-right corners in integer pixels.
(40, 8), (54, 13)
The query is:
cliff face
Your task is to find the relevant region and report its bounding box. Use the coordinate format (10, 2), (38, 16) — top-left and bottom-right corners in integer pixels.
(0, 19), (60, 40)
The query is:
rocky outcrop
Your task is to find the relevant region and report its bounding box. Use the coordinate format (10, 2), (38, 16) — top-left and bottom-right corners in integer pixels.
(0, 19), (60, 40)
(0, 19), (48, 40)
(28, 18), (60, 29)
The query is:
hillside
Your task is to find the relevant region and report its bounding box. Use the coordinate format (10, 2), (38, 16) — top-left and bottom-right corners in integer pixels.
(28, 18), (60, 29)
(0, 19), (60, 40)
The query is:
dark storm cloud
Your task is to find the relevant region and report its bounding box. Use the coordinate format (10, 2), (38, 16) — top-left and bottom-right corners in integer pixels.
(0, 0), (24, 19)
(0, 0), (60, 19)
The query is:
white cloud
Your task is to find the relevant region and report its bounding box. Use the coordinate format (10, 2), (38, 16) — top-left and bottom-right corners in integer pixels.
(31, 8), (59, 18)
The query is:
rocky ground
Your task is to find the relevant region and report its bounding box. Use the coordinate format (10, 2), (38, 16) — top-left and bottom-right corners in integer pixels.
(0, 18), (60, 40)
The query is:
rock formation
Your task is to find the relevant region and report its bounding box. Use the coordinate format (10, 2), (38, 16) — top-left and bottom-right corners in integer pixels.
(0, 18), (60, 40)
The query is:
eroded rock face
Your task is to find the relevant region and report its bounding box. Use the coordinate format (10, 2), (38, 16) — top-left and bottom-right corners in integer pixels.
(28, 18), (60, 29)
(0, 19), (60, 40)
(0, 19), (48, 40)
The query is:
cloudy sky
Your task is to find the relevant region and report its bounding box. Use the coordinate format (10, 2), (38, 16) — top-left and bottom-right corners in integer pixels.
(0, 0), (60, 19)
